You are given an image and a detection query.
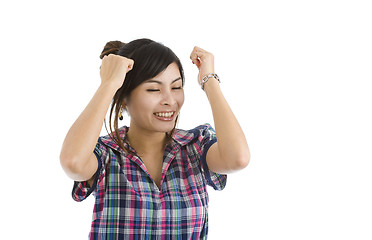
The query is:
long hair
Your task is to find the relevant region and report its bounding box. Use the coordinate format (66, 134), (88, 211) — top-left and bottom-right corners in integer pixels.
(99, 38), (185, 152)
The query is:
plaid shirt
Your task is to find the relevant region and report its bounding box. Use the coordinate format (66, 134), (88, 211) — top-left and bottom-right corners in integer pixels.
(72, 124), (227, 240)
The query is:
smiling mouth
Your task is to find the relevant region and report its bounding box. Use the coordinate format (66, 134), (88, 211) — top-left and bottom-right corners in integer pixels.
(154, 111), (175, 118)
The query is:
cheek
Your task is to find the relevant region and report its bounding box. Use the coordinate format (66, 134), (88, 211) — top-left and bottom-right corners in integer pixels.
(126, 95), (152, 119)
(176, 91), (185, 108)
(129, 100), (153, 118)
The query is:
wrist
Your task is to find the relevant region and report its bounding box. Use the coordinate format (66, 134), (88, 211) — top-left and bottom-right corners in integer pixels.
(99, 81), (122, 95)
(200, 73), (220, 90)
(100, 80), (122, 89)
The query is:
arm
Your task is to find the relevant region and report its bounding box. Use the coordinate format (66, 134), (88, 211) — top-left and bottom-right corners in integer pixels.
(190, 47), (250, 174)
(60, 55), (133, 181)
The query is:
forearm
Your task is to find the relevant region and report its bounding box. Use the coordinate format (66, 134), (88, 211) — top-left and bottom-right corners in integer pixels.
(204, 79), (250, 167)
(60, 83), (117, 169)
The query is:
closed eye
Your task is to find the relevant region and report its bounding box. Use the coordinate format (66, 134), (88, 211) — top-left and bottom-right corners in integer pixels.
(147, 89), (160, 92)
(172, 87), (182, 90)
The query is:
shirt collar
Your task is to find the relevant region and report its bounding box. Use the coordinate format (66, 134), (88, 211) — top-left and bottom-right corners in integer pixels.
(99, 126), (196, 154)
(98, 126), (130, 154)
(172, 128), (195, 146)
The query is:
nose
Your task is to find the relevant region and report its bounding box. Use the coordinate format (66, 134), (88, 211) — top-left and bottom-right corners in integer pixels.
(161, 90), (176, 106)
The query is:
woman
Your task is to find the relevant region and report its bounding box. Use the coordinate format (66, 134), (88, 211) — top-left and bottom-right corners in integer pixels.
(60, 38), (250, 239)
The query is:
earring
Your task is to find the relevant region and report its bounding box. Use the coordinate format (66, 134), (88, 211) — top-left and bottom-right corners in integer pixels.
(119, 107), (124, 120)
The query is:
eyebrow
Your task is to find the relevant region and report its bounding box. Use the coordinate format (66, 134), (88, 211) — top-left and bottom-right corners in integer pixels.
(145, 77), (182, 85)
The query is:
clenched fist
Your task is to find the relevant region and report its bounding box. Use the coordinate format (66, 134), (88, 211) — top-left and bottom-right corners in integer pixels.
(100, 54), (134, 89)
(190, 46), (215, 85)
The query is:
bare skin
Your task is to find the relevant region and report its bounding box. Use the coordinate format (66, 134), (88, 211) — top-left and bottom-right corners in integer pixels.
(60, 47), (250, 187)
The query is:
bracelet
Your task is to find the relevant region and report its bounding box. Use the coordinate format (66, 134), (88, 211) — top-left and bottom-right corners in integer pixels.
(200, 73), (220, 90)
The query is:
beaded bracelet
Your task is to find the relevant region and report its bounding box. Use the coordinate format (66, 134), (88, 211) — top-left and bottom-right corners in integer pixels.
(200, 73), (220, 90)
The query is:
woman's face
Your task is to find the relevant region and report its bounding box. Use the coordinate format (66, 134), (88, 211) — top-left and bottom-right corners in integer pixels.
(125, 62), (184, 134)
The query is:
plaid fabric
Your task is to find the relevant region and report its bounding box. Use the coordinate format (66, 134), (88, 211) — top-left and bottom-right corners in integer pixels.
(72, 124), (227, 240)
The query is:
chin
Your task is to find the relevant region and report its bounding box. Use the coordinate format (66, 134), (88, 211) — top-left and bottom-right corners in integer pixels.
(156, 125), (176, 134)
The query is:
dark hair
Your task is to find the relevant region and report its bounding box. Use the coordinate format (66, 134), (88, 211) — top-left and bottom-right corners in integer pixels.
(100, 38), (185, 152)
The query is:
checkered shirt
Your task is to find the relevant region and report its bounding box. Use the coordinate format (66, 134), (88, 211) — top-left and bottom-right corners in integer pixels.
(72, 124), (227, 239)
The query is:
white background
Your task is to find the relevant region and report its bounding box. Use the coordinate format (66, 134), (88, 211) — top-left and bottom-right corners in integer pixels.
(1, 0), (372, 239)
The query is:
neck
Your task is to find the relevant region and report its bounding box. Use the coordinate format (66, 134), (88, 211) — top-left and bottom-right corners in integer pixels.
(126, 123), (168, 156)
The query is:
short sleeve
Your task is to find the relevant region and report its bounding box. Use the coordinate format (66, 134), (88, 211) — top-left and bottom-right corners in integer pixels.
(196, 124), (227, 191)
(71, 140), (107, 202)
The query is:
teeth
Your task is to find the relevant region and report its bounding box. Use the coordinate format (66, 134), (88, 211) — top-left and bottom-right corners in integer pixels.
(155, 112), (174, 118)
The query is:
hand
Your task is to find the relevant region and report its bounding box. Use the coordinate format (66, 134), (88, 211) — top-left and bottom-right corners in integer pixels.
(100, 54), (134, 89)
(190, 46), (215, 84)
